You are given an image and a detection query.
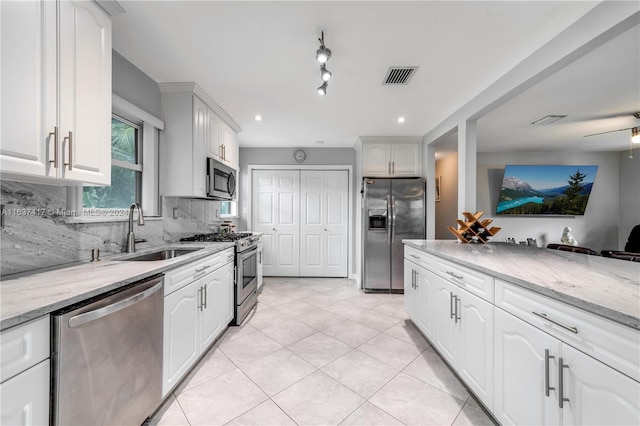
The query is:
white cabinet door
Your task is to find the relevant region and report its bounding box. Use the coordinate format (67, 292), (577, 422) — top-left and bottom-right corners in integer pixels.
(300, 170), (348, 277)
(0, 360), (50, 426)
(199, 269), (224, 350)
(221, 124), (238, 169)
(494, 308), (562, 426)
(417, 268), (437, 341)
(433, 274), (457, 365)
(191, 96), (208, 198)
(163, 281), (199, 397)
(222, 262), (235, 325)
(561, 344), (640, 426)
(456, 286), (494, 410)
(404, 261), (419, 320)
(391, 143), (421, 177)
(207, 108), (222, 161)
(252, 170), (300, 276)
(362, 143), (392, 177)
(58, 0), (111, 184)
(0, 0), (55, 178)
(257, 244), (264, 290)
(1, 0), (111, 185)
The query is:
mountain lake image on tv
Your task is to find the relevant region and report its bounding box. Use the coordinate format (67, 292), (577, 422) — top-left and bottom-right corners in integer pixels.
(497, 165), (598, 215)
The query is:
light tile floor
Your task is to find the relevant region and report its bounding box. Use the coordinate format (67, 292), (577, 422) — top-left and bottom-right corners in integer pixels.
(150, 277), (496, 426)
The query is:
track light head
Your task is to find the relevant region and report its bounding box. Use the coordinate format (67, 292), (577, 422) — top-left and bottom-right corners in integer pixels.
(316, 31), (331, 64)
(320, 65), (332, 82)
(317, 82), (328, 96)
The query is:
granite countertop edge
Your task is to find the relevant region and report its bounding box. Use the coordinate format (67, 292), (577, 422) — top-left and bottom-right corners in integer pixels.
(0, 242), (235, 331)
(403, 240), (640, 331)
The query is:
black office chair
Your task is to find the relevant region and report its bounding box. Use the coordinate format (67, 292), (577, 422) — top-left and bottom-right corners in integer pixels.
(624, 224), (640, 253)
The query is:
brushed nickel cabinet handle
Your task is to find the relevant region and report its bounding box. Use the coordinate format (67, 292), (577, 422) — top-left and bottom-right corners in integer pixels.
(532, 311), (578, 334)
(392, 161), (395, 175)
(455, 296), (461, 323)
(48, 127), (58, 168)
(450, 292), (455, 319)
(446, 271), (464, 281)
(388, 162), (391, 175)
(558, 357), (570, 408)
(203, 285), (207, 309)
(545, 349), (556, 397)
(63, 131), (73, 170)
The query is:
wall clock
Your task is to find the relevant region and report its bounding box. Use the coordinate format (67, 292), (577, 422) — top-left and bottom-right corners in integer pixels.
(293, 149), (306, 162)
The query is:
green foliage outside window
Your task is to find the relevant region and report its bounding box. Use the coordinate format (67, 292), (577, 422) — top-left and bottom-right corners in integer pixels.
(83, 118), (140, 208)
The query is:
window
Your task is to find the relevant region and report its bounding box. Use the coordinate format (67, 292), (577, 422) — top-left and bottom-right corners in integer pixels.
(83, 115), (142, 209)
(219, 201), (238, 218)
(67, 95), (164, 221)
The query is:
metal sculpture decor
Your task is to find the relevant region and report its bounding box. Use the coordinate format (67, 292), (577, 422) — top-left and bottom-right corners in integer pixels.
(448, 211), (501, 244)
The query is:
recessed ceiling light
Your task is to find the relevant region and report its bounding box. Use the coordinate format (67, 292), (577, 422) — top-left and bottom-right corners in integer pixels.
(254, 115), (262, 121)
(397, 117), (406, 123)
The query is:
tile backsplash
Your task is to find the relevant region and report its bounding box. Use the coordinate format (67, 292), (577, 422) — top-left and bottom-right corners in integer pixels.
(0, 181), (230, 277)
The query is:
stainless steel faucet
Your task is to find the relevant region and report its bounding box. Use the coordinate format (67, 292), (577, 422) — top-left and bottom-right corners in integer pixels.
(126, 203), (145, 253)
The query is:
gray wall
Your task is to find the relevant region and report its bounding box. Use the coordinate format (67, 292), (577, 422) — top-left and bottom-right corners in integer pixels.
(435, 153), (458, 240)
(619, 150), (640, 248)
(476, 151), (621, 251)
(238, 147), (357, 276)
(112, 50), (161, 118)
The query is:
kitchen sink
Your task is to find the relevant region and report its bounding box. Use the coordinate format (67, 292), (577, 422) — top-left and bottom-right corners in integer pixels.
(118, 248), (202, 261)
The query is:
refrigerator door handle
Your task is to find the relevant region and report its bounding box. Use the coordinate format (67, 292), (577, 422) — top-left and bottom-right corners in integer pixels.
(386, 195), (392, 243)
(391, 196), (396, 243)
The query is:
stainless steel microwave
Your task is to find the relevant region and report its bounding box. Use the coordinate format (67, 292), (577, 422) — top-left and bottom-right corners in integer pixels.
(207, 158), (236, 200)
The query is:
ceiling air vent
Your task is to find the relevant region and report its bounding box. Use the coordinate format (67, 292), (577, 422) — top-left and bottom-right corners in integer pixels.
(382, 66), (419, 85)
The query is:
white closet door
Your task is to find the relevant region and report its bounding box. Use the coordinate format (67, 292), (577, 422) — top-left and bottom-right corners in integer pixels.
(300, 170), (348, 277)
(252, 170), (300, 276)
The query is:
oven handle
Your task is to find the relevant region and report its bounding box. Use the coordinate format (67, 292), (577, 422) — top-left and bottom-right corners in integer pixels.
(68, 281), (163, 328)
(238, 246), (258, 261)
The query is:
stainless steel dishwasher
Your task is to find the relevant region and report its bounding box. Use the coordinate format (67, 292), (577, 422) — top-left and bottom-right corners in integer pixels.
(52, 274), (164, 425)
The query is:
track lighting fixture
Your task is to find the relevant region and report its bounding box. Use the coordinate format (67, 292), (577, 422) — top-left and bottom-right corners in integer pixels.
(317, 82), (328, 96)
(316, 31), (331, 64)
(315, 31), (332, 95)
(320, 64), (332, 82)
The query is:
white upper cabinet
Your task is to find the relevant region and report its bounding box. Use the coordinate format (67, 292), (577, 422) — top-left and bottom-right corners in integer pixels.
(362, 141), (421, 177)
(160, 83), (240, 197)
(1, 0), (111, 185)
(207, 110), (238, 170)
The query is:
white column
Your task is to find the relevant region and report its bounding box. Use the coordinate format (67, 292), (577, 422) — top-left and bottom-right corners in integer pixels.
(458, 120), (477, 214)
(425, 141), (436, 239)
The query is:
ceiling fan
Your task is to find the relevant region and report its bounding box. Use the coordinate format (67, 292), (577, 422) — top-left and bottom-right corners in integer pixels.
(583, 112), (640, 143)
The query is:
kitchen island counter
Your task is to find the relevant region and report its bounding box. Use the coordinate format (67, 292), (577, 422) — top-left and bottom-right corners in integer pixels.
(0, 242), (234, 331)
(403, 240), (640, 330)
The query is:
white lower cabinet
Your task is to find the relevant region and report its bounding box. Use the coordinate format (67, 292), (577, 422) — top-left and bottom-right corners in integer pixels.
(0, 315), (50, 426)
(0, 359), (50, 426)
(404, 253), (493, 409)
(432, 272), (494, 409)
(494, 307), (562, 425)
(495, 307), (640, 425)
(163, 258), (234, 397)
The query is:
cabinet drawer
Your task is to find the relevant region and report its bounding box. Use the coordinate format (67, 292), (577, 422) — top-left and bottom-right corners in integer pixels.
(404, 246), (434, 271)
(436, 258), (494, 302)
(0, 316), (50, 383)
(164, 248), (234, 296)
(0, 359), (50, 426)
(495, 279), (640, 382)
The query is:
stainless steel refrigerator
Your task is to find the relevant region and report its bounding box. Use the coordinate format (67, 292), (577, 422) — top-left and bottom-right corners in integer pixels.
(362, 178), (425, 292)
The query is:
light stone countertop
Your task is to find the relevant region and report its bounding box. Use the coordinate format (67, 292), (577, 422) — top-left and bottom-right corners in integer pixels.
(403, 240), (640, 330)
(0, 242), (235, 331)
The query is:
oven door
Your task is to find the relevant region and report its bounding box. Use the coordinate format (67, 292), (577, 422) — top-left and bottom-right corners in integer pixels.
(236, 246), (258, 304)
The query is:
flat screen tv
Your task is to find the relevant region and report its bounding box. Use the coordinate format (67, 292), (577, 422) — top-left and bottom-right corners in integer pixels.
(497, 165), (598, 215)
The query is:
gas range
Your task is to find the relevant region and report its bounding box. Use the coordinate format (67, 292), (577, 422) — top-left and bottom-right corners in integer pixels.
(180, 232), (260, 252)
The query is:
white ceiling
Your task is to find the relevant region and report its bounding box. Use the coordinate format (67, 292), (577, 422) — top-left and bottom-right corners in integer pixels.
(111, 1), (637, 152)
